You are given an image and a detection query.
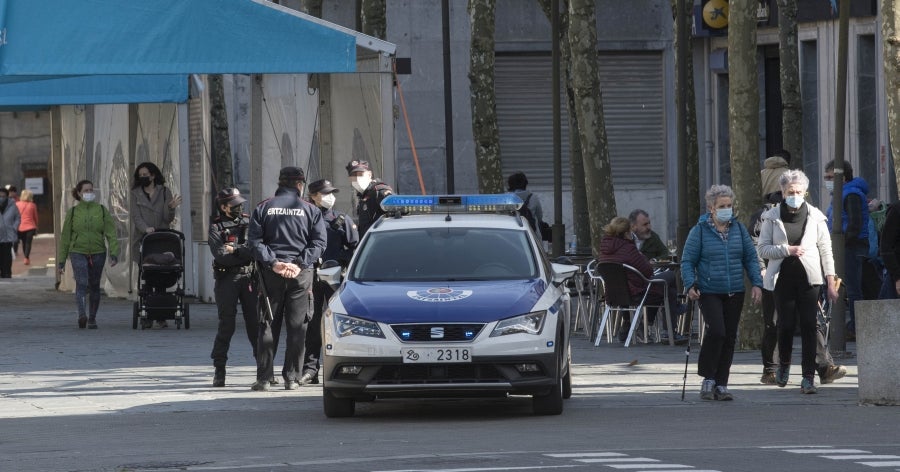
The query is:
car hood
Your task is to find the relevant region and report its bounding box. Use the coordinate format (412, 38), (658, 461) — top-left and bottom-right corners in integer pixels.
(338, 279), (547, 323)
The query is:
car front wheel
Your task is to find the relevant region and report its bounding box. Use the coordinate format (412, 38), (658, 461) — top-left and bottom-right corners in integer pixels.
(323, 389), (356, 418)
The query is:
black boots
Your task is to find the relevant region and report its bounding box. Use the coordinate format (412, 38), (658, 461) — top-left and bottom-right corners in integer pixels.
(212, 367), (226, 387)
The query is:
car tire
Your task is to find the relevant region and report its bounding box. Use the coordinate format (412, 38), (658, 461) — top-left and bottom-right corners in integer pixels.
(323, 389), (355, 418)
(534, 340), (565, 415)
(562, 345), (572, 399)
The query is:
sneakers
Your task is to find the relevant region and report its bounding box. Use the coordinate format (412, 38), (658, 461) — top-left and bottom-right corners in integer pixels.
(212, 367), (226, 387)
(284, 379), (302, 390)
(268, 376), (280, 386)
(700, 378), (716, 400)
(819, 365), (847, 384)
(250, 380), (270, 392)
(87, 317), (97, 329)
(800, 377), (818, 394)
(714, 385), (734, 401)
(299, 372), (318, 386)
(775, 365), (790, 387)
(77, 315), (87, 329)
(760, 371), (777, 384)
(23, 257), (30, 265)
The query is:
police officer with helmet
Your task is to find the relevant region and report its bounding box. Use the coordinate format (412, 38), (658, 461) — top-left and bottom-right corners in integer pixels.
(301, 179), (359, 384)
(248, 166), (326, 391)
(346, 160), (393, 237)
(208, 188), (258, 387)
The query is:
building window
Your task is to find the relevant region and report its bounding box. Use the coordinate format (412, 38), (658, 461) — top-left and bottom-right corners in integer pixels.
(856, 34), (877, 192)
(800, 39), (819, 203)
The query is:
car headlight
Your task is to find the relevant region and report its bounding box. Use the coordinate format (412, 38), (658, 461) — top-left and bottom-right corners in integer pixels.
(490, 311), (547, 337)
(333, 313), (385, 338)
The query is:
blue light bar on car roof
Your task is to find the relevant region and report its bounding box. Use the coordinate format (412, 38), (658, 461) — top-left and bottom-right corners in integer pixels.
(380, 194), (523, 214)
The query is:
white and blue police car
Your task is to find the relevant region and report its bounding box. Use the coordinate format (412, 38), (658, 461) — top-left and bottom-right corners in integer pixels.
(316, 194), (580, 417)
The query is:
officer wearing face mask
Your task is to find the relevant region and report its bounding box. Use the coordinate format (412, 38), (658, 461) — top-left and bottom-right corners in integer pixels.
(301, 179), (359, 385)
(208, 188), (258, 387)
(345, 160), (393, 237)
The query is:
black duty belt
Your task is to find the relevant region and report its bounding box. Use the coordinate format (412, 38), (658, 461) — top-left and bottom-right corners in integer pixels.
(214, 265), (253, 274)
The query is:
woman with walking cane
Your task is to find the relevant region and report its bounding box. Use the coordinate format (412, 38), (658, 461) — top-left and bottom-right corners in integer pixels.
(681, 184), (763, 401)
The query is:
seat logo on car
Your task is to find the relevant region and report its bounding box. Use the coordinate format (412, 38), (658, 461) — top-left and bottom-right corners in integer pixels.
(407, 287), (473, 302)
(430, 327), (444, 339)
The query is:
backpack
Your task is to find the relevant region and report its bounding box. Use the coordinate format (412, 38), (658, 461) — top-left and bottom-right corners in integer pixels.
(518, 194), (553, 242)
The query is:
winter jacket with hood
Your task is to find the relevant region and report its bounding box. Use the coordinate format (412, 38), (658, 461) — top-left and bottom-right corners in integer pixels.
(680, 213), (763, 294)
(0, 199), (20, 243)
(760, 155), (789, 198)
(826, 177), (870, 245)
(756, 203), (835, 291)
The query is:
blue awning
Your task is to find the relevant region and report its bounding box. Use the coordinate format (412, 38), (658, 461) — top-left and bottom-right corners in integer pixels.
(0, 0), (358, 76)
(0, 0), (372, 107)
(0, 75), (188, 107)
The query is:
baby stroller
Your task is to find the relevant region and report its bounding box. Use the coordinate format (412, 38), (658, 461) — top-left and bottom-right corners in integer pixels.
(132, 229), (190, 330)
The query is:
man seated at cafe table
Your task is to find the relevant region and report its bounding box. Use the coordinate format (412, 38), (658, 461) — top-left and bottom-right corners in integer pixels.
(629, 209), (669, 261)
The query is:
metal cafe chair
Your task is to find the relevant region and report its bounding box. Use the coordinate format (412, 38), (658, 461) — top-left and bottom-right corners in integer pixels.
(591, 262), (675, 347)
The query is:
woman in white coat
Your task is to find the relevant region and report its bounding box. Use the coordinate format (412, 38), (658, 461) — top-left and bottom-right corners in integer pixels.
(757, 169), (839, 395)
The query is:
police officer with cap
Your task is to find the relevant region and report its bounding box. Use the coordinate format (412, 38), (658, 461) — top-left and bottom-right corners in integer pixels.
(301, 179), (359, 384)
(208, 187), (257, 387)
(346, 160), (393, 237)
(248, 166), (326, 391)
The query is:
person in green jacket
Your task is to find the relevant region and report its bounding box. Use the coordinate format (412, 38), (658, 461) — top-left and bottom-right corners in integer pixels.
(58, 180), (120, 329)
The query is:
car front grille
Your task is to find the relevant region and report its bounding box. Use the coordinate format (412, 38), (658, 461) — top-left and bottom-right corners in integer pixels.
(390, 323), (485, 342)
(371, 364), (505, 384)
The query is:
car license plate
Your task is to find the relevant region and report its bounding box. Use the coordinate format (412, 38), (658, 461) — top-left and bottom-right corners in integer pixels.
(402, 347), (472, 363)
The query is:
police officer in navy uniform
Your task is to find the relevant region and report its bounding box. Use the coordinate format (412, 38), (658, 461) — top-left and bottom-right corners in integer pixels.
(248, 166), (326, 391)
(346, 160), (393, 237)
(301, 179), (359, 385)
(208, 188), (258, 387)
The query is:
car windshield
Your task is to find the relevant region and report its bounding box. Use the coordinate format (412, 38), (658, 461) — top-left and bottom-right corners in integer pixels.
(350, 227), (539, 282)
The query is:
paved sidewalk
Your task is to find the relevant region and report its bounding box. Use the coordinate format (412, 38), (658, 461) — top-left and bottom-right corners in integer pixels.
(0, 273), (861, 419)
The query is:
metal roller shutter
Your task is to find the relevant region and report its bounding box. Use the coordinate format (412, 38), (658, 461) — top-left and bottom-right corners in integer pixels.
(495, 52), (665, 189)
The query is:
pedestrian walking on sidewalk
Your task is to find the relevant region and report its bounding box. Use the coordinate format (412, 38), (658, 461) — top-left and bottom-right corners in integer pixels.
(681, 184), (763, 401)
(58, 180), (120, 329)
(130, 162), (181, 328)
(0, 187), (21, 278)
(15, 189), (39, 265)
(757, 170), (841, 394)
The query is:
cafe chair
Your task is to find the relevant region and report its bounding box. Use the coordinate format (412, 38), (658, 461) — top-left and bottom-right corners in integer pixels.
(591, 262), (674, 347)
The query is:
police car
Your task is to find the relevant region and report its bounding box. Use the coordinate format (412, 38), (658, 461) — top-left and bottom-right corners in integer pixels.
(316, 194), (580, 417)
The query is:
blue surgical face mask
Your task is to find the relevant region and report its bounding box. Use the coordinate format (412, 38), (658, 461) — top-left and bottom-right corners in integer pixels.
(784, 195), (804, 209)
(715, 208), (733, 221)
(824, 180), (834, 193)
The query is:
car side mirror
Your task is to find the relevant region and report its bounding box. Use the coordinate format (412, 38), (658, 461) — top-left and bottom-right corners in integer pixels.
(551, 262), (579, 285)
(317, 259), (343, 288)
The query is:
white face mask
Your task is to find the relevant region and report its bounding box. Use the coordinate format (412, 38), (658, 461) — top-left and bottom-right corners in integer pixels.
(319, 193), (336, 209)
(824, 180), (834, 193)
(351, 175), (372, 193)
(784, 195), (804, 209)
(82, 192), (97, 202)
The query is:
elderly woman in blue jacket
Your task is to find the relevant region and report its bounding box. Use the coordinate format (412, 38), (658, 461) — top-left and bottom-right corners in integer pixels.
(681, 184), (763, 401)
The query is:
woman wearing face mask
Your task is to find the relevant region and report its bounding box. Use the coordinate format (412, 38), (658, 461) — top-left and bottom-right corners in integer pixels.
(681, 184), (763, 401)
(345, 160), (392, 237)
(58, 180), (120, 329)
(302, 179), (359, 385)
(130, 162), (181, 328)
(757, 169), (839, 395)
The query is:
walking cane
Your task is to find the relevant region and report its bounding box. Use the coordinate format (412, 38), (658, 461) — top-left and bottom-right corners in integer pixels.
(680, 294), (695, 401)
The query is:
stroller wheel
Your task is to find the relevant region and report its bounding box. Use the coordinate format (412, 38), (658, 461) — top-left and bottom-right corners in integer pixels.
(184, 304), (190, 330)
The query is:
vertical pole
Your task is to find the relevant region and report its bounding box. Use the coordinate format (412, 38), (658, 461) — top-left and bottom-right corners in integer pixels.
(830, 0), (850, 352)
(442, 0), (455, 193)
(551, 0), (564, 257)
(676, 0), (689, 247)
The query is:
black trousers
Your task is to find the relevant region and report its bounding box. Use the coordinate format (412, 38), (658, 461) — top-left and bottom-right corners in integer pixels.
(0, 242), (13, 278)
(774, 278), (821, 380)
(256, 268), (313, 383)
(16, 229), (36, 258)
(303, 279), (334, 376)
(760, 289), (778, 374)
(697, 292), (744, 386)
(210, 271), (258, 368)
